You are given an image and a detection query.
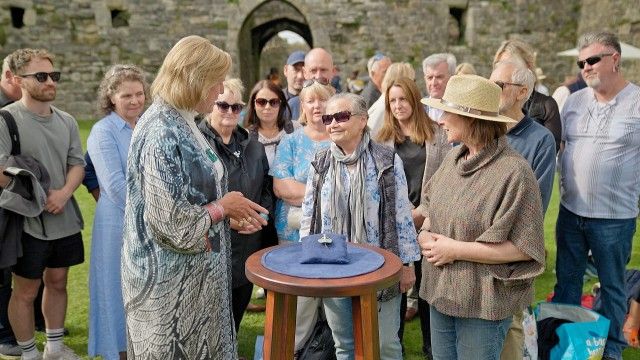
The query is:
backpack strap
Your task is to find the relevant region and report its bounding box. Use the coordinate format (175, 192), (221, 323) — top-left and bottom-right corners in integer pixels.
(0, 110), (20, 156)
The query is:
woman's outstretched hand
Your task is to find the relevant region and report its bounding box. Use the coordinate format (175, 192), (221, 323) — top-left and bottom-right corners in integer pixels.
(218, 191), (269, 231)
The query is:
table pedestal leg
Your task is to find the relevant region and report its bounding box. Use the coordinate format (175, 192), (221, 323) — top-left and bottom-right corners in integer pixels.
(263, 291), (297, 360)
(352, 292), (379, 360)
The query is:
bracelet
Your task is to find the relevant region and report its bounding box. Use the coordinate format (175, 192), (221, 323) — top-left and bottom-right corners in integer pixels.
(204, 201), (225, 224)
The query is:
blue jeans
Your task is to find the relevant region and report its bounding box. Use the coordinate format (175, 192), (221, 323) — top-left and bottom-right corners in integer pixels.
(430, 307), (511, 360)
(553, 205), (635, 360)
(323, 295), (402, 360)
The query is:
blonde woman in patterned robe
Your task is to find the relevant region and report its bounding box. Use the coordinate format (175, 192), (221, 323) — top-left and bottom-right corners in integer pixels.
(121, 36), (268, 359)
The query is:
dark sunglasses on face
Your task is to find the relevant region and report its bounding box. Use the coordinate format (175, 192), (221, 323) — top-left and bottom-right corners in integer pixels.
(576, 53), (614, 69)
(19, 71), (61, 83)
(254, 98), (281, 107)
(321, 111), (353, 125)
(215, 101), (243, 114)
(494, 80), (524, 90)
(303, 77), (330, 88)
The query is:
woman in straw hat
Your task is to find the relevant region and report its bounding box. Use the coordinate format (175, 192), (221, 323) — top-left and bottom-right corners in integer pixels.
(121, 36), (268, 359)
(418, 74), (545, 359)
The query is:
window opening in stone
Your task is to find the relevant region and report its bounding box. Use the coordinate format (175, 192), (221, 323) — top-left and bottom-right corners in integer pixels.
(448, 7), (466, 45)
(10, 7), (25, 29)
(110, 9), (130, 28)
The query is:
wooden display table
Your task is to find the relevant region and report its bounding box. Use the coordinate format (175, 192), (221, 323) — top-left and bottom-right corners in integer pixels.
(245, 243), (402, 360)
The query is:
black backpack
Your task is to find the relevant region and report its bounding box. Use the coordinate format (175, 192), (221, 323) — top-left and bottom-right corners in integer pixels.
(297, 319), (336, 360)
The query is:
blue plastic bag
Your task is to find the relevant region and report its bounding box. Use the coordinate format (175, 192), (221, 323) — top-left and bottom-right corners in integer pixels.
(535, 302), (610, 360)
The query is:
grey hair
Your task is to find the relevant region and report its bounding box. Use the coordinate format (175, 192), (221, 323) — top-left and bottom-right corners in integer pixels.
(422, 53), (456, 75)
(367, 55), (390, 75)
(327, 92), (368, 116)
(1, 56), (10, 79)
(97, 64), (148, 115)
(577, 31), (621, 54)
(494, 59), (535, 100)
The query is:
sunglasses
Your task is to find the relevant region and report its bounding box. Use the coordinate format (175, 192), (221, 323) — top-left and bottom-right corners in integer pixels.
(19, 71), (61, 83)
(494, 81), (524, 90)
(215, 101), (243, 114)
(254, 98), (281, 107)
(303, 78), (330, 88)
(321, 111), (353, 125)
(577, 53), (614, 69)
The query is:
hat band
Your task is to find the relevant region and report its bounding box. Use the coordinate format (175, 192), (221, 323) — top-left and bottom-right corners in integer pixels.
(440, 99), (499, 117)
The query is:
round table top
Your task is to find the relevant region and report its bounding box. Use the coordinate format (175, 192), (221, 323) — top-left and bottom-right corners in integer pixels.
(245, 243), (403, 297)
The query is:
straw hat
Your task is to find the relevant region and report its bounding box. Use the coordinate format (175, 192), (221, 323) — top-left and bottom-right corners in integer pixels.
(421, 74), (516, 123)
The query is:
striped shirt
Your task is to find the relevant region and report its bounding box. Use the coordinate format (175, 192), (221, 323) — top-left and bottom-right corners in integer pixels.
(560, 83), (640, 219)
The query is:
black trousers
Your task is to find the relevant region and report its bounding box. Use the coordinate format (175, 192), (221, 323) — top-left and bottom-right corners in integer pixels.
(231, 283), (254, 333)
(397, 260), (432, 358)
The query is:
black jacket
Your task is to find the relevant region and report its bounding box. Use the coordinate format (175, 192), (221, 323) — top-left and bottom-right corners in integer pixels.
(0, 155), (50, 268)
(199, 121), (274, 287)
(523, 90), (561, 153)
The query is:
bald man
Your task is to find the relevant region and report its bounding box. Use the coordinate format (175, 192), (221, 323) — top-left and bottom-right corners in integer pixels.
(287, 48), (336, 120)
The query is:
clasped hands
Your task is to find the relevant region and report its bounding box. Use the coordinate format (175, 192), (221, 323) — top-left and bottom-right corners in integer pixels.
(418, 230), (460, 267)
(219, 191), (269, 235)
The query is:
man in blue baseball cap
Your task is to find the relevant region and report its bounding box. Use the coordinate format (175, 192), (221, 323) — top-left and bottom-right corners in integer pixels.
(283, 50), (305, 101)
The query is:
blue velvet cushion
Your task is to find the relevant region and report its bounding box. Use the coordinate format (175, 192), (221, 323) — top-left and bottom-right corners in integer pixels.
(299, 232), (349, 264)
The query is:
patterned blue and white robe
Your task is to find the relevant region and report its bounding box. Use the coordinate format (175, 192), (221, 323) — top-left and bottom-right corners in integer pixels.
(121, 99), (236, 359)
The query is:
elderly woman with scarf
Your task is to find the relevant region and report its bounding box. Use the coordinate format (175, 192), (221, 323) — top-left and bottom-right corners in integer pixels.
(299, 93), (420, 360)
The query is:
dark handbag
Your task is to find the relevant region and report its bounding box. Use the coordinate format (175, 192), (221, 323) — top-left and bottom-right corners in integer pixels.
(298, 319), (337, 360)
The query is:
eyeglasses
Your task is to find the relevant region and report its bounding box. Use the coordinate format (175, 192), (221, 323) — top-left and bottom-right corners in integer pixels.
(303, 78), (330, 88)
(19, 71), (61, 83)
(494, 81), (524, 90)
(576, 53), (614, 69)
(215, 101), (243, 114)
(321, 111), (353, 125)
(254, 98), (281, 107)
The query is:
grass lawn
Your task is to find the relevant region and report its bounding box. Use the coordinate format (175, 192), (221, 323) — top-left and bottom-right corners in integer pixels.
(56, 120), (640, 359)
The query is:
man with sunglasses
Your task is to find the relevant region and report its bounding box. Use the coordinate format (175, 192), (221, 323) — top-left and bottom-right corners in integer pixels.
(553, 31), (640, 360)
(490, 59), (556, 360)
(361, 53), (391, 109)
(287, 47), (336, 121)
(0, 48), (85, 360)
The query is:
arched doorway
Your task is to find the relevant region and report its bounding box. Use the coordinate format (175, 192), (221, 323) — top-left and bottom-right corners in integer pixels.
(237, 0), (312, 94)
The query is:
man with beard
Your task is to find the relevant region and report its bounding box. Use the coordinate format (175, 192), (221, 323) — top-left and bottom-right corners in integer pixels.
(490, 59), (555, 360)
(553, 32), (640, 360)
(0, 48), (85, 360)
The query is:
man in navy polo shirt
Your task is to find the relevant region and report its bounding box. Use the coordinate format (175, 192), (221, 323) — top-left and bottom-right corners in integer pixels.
(490, 58), (556, 360)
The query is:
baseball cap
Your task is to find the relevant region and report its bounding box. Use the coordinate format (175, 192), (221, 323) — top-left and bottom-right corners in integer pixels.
(286, 51), (306, 65)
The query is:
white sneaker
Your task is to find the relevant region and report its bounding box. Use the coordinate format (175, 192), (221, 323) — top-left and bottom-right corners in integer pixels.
(18, 351), (41, 360)
(0, 342), (22, 359)
(42, 344), (80, 360)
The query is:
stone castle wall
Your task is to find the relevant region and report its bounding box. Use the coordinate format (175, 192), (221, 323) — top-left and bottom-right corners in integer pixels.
(0, 0), (637, 119)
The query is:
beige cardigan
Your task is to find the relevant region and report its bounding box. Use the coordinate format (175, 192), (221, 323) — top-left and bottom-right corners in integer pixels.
(419, 137), (545, 321)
